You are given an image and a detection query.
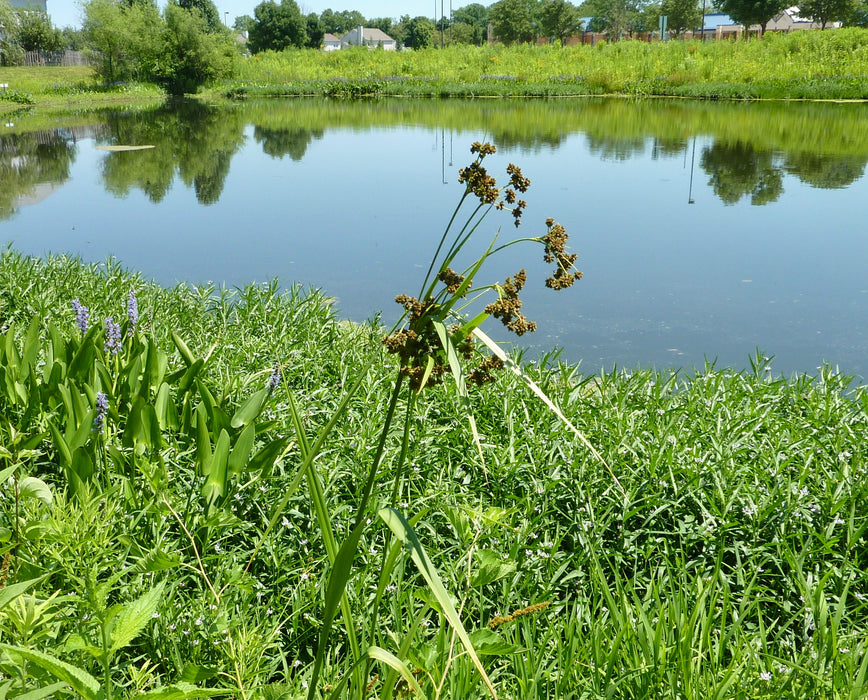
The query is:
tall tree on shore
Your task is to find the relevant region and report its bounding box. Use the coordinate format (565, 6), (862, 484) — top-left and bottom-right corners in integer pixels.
(539, 0), (582, 43)
(248, 0), (308, 52)
(799, 0), (855, 27)
(489, 0), (539, 44)
(718, 0), (788, 31)
(660, 0), (701, 34)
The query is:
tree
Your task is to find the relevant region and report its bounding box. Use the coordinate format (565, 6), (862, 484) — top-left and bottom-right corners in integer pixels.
(659, 0), (700, 33)
(15, 9), (64, 52)
(178, 0), (223, 32)
(539, 0), (582, 42)
(452, 3), (488, 43)
(83, 0), (163, 82)
(700, 141), (783, 206)
(233, 14), (255, 32)
(799, 0), (855, 27)
(305, 12), (323, 48)
(0, 0), (24, 65)
(248, 0), (307, 52)
(60, 25), (87, 50)
(318, 8), (365, 34)
(404, 16), (434, 49)
(718, 0), (788, 31)
(489, 0), (539, 44)
(153, 2), (234, 94)
(368, 17), (393, 34)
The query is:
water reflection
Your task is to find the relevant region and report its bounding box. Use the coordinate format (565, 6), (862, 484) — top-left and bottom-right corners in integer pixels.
(2, 97), (867, 219)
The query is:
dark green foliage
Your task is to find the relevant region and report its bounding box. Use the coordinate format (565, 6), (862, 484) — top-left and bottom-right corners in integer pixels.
(248, 0), (308, 52)
(154, 3), (235, 95)
(719, 0), (789, 30)
(539, 0), (583, 42)
(404, 16), (435, 49)
(489, 0), (539, 43)
(14, 10), (64, 52)
(318, 7), (365, 35)
(660, 0), (702, 33)
(178, 0), (222, 32)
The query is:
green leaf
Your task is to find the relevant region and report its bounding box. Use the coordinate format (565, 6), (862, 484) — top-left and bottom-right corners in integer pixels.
(11, 681), (69, 700)
(109, 582), (166, 655)
(379, 508), (498, 698)
(47, 421), (72, 467)
(228, 423), (255, 475)
(470, 549), (516, 588)
(195, 406), (212, 477)
(129, 682), (229, 700)
(178, 664), (218, 683)
(201, 430), (229, 507)
(247, 436), (290, 478)
(0, 575), (48, 610)
(171, 332), (196, 367)
(467, 628), (517, 655)
(230, 388), (268, 429)
(18, 476), (53, 507)
(0, 644), (103, 700)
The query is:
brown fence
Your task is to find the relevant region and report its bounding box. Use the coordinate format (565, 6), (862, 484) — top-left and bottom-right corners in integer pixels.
(23, 51), (90, 67)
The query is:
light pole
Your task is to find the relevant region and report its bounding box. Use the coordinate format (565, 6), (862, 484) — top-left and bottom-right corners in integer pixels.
(224, 11), (229, 27)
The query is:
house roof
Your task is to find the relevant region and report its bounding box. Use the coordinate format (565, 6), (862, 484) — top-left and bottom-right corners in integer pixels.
(702, 12), (740, 30)
(341, 27), (395, 43)
(323, 33), (341, 43)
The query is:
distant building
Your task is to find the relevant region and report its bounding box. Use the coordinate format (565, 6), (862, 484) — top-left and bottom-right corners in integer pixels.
(340, 26), (396, 50)
(767, 6), (842, 30)
(323, 33), (341, 51)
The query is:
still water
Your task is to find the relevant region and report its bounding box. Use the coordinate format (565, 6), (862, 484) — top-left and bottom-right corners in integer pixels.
(2, 98), (867, 378)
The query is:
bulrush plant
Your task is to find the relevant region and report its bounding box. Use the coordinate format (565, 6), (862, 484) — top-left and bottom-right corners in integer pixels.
(264, 141), (589, 700)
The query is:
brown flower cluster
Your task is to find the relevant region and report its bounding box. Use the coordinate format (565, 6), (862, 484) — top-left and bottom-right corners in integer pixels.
(485, 269), (537, 336)
(488, 601), (551, 629)
(496, 163), (531, 227)
(542, 218), (583, 290)
(438, 267), (468, 295)
(458, 160), (499, 204)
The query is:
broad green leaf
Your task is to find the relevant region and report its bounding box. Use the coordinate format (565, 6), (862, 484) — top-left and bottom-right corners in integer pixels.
(11, 681), (68, 700)
(177, 359), (204, 395)
(195, 406), (212, 476)
(0, 575), (47, 610)
(230, 388), (268, 429)
(228, 423), (255, 475)
(109, 582), (166, 655)
(202, 430), (230, 507)
(178, 664), (218, 683)
(379, 507), (497, 699)
(18, 477), (53, 506)
(467, 628), (517, 655)
(134, 548), (181, 573)
(340, 646), (427, 700)
(47, 421), (72, 468)
(471, 549), (516, 588)
(247, 436), (290, 478)
(130, 682), (229, 700)
(171, 332), (196, 367)
(0, 644), (103, 700)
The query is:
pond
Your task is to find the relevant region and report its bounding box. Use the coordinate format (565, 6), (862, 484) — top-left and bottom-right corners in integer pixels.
(2, 97), (867, 379)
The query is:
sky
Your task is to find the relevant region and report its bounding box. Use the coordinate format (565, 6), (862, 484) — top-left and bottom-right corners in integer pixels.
(48, 1), (458, 29)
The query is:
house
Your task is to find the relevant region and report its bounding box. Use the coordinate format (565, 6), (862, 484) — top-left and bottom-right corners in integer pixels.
(340, 26), (396, 50)
(767, 6), (842, 30)
(323, 33), (341, 51)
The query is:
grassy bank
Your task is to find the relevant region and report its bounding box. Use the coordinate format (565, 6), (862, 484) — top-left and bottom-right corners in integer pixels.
(228, 30), (868, 100)
(2, 29), (868, 113)
(2, 244), (867, 699)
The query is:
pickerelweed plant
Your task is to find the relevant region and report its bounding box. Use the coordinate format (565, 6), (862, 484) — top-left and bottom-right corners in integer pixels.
(277, 142), (590, 700)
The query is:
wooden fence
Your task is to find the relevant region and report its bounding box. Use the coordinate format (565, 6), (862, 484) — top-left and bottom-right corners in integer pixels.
(23, 51), (90, 67)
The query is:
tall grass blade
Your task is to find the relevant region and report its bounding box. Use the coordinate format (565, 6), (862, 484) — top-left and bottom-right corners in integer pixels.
(378, 507), (497, 699)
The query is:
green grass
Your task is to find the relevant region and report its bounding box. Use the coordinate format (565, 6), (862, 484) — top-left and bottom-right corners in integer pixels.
(3, 28), (868, 110)
(1, 245), (867, 699)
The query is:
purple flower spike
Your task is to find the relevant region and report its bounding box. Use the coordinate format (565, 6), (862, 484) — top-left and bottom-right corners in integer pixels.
(94, 391), (109, 433)
(104, 317), (122, 354)
(72, 299), (89, 333)
(267, 363), (281, 394)
(127, 289), (138, 333)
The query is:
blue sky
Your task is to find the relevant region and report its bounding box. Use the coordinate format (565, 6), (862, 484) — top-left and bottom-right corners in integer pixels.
(49, 1), (459, 29)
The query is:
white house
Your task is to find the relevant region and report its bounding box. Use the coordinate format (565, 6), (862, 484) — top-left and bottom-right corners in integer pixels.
(323, 33), (341, 51)
(767, 6), (842, 30)
(340, 26), (396, 50)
